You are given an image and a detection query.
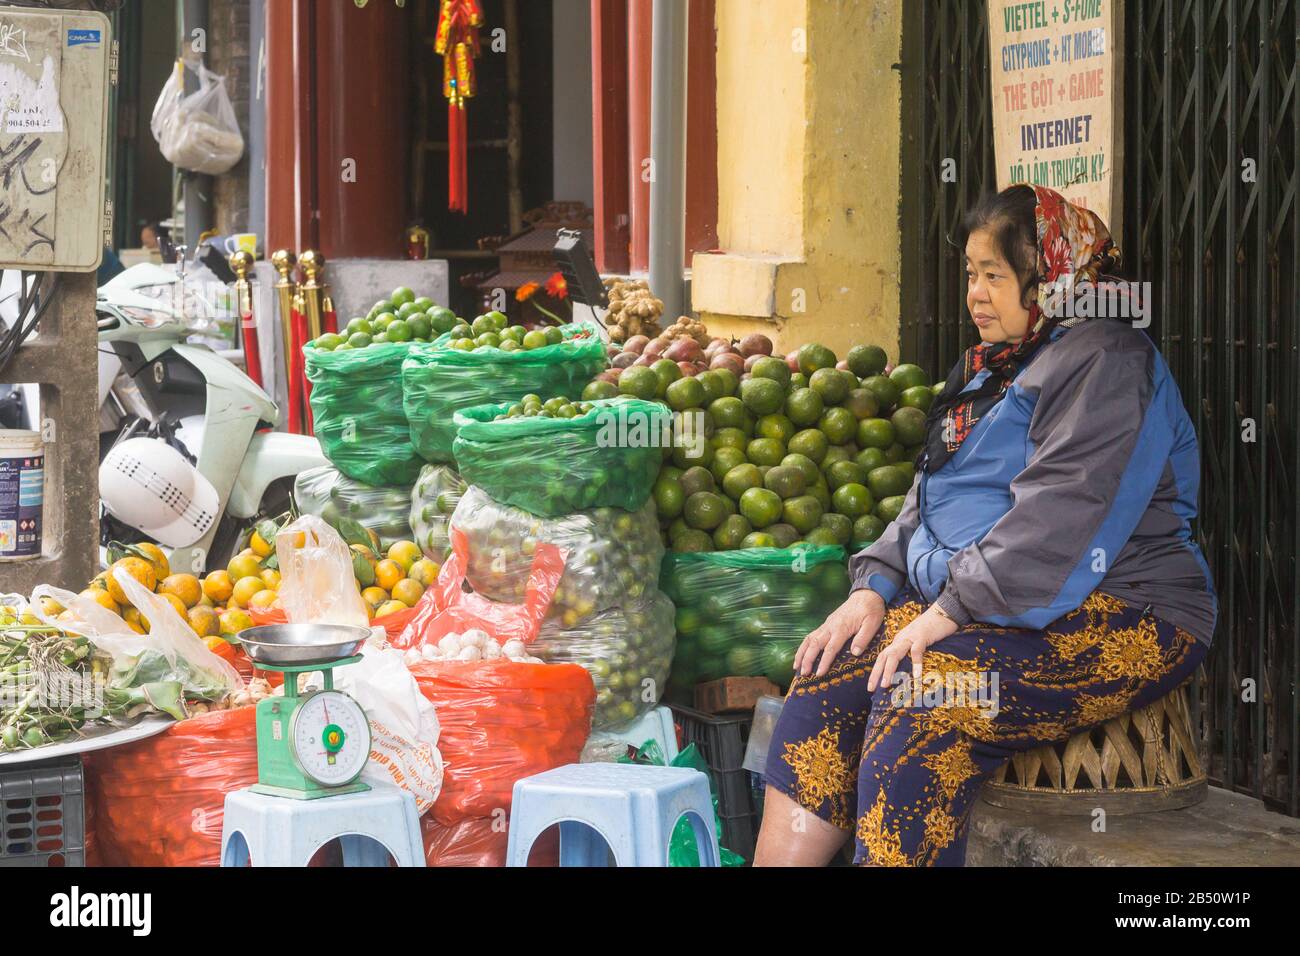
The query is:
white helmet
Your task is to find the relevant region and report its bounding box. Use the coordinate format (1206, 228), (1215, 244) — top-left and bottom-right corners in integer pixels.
(100, 437), (219, 547)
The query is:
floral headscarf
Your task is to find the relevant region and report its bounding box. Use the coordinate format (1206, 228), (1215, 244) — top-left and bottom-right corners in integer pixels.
(922, 185), (1121, 473)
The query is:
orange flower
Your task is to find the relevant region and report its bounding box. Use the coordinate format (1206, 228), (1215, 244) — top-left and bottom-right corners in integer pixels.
(544, 271), (569, 300)
(515, 281), (540, 302)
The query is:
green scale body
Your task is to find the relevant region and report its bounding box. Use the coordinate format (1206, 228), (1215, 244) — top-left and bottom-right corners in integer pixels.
(251, 656), (372, 800)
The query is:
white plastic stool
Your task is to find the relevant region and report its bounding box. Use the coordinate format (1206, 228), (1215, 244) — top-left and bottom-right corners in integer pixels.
(220, 785), (426, 867)
(506, 763), (719, 867)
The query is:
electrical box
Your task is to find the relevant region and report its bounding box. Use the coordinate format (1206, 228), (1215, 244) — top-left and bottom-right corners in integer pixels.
(0, 8), (111, 272)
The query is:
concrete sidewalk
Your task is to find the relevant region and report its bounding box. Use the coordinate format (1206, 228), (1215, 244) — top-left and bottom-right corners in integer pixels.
(969, 786), (1300, 866)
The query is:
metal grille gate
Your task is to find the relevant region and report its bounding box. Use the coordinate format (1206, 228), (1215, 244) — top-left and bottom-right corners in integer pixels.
(900, 0), (1299, 815)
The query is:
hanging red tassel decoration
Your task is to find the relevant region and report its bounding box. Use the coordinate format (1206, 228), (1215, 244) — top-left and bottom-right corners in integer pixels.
(436, 0), (482, 213)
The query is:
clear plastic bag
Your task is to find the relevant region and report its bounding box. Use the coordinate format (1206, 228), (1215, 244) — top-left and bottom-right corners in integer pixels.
(273, 514), (371, 627)
(293, 464), (414, 551)
(32, 577), (243, 706)
(409, 464), (467, 561)
(532, 590), (675, 730)
(449, 485), (664, 626)
(150, 59), (245, 175)
(660, 546), (850, 690)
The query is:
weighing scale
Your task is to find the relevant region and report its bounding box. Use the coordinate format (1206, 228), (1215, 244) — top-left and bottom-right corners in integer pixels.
(238, 624), (374, 800)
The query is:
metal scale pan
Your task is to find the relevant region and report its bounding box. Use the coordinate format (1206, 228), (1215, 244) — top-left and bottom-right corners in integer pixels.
(237, 623), (371, 666)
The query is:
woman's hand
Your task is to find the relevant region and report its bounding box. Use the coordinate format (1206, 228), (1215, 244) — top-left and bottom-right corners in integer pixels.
(794, 589), (887, 678)
(866, 605), (959, 693)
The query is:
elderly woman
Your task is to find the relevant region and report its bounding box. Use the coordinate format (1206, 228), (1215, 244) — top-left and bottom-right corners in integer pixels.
(755, 184), (1217, 867)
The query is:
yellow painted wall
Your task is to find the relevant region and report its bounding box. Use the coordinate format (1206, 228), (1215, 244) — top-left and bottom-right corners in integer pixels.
(695, 0), (904, 361)
(714, 0), (806, 258)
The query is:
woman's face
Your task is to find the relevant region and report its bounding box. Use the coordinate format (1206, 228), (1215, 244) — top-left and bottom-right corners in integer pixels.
(965, 229), (1033, 344)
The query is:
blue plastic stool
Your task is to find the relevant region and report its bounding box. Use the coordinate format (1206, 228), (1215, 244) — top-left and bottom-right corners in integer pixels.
(220, 785), (426, 867)
(506, 763), (719, 867)
(586, 705), (680, 762)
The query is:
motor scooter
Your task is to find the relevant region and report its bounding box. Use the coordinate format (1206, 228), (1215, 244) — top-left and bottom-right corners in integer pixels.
(97, 261), (325, 574)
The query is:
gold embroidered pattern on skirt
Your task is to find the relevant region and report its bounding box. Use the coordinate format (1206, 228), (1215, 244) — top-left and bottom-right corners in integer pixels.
(921, 804), (958, 855)
(1045, 626), (1103, 661)
(1075, 690), (1134, 725)
(1097, 618), (1167, 681)
(920, 703), (998, 741)
(781, 728), (853, 820)
(883, 601), (925, 641)
(856, 790), (910, 867)
(922, 740), (979, 798)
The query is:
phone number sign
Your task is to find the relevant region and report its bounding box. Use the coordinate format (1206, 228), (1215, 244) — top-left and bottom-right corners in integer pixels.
(988, 0), (1122, 231)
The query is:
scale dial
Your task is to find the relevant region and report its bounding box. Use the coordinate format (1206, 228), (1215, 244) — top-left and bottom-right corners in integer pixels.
(289, 690), (371, 787)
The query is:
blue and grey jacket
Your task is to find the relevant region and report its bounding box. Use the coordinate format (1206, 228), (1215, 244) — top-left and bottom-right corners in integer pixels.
(850, 319), (1218, 644)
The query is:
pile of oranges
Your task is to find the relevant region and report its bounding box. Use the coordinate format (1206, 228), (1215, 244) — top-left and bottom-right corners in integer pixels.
(351, 539), (440, 618)
(80, 543), (229, 655)
(81, 535), (440, 650)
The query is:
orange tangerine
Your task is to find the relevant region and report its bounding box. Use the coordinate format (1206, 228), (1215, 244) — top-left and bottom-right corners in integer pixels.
(374, 599), (407, 619)
(350, 543), (377, 563)
(248, 589), (279, 610)
(187, 605), (220, 637)
(391, 578), (425, 608)
(132, 542), (171, 580)
(230, 575), (265, 608)
(106, 557), (157, 605)
(123, 606), (148, 634)
(361, 586), (389, 607)
(260, 568), (281, 590)
(157, 592), (190, 619)
(159, 573), (202, 608)
(408, 558), (440, 587)
(79, 588), (120, 614)
(202, 570), (235, 603)
(374, 559), (403, 591)
(386, 540), (421, 573)
(219, 607), (254, 637)
(227, 554), (262, 583)
(249, 529), (274, 558)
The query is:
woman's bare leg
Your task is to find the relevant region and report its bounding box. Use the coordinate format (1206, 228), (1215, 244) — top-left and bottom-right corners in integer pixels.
(752, 786), (849, 866)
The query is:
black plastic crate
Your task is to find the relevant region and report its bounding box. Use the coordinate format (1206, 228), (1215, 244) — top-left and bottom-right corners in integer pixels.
(0, 756), (84, 867)
(669, 703), (760, 862)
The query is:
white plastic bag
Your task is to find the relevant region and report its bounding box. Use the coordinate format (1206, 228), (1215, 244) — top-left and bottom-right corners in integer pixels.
(150, 59), (244, 175)
(274, 514), (371, 627)
(31, 576), (243, 702)
(331, 647), (444, 814)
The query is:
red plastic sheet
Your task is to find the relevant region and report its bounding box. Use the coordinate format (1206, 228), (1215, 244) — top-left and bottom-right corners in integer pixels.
(83, 707), (259, 867)
(421, 815), (559, 867)
(410, 659), (594, 826)
(392, 528), (565, 651)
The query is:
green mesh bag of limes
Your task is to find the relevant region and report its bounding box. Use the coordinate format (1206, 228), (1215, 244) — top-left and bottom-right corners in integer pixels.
(401, 322), (609, 464)
(661, 545), (849, 689)
(305, 341), (424, 486)
(453, 397), (671, 517)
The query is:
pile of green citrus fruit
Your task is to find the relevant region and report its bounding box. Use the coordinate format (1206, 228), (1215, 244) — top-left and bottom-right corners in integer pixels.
(449, 486), (664, 628)
(443, 313), (568, 353)
(308, 285), (455, 351)
(496, 394), (598, 420)
(663, 548), (851, 690)
(409, 464), (467, 561)
(532, 591), (676, 728)
(645, 337), (940, 552)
